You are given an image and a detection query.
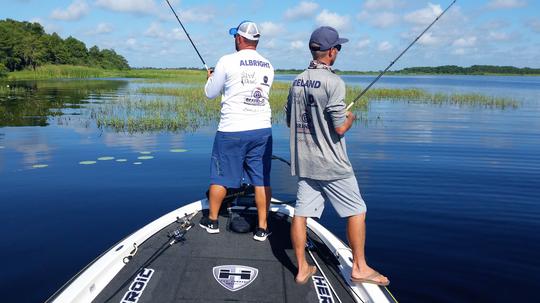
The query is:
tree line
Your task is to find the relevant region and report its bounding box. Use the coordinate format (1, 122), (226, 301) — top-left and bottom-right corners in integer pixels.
(0, 19), (129, 75)
(398, 65), (540, 75)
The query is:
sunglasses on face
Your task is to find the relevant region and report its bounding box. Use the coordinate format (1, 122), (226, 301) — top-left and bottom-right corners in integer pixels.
(333, 44), (342, 52)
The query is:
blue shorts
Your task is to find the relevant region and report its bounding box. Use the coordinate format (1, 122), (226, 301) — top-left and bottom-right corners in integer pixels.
(210, 128), (272, 188)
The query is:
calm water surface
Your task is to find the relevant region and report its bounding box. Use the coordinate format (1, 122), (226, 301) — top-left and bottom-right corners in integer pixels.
(1, 75), (539, 302)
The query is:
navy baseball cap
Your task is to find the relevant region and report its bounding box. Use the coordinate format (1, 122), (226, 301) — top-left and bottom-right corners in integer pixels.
(309, 26), (348, 51)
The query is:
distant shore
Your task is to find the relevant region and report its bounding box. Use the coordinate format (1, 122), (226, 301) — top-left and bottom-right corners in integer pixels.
(2, 65), (539, 81)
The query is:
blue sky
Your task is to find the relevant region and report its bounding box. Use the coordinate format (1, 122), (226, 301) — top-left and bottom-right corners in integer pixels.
(2, 0), (540, 70)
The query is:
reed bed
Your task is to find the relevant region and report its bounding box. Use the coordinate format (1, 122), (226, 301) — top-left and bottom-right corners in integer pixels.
(88, 81), (518, 133)
(7, 65), (208, 82)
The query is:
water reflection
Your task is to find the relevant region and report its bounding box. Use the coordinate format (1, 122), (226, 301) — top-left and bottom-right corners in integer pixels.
(0, 80), (129, 127)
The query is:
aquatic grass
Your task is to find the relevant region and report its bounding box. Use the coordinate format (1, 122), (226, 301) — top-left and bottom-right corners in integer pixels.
(6, 65), (207, 82)
(92, 80), (518, 133)
(345, 87), (519, 109)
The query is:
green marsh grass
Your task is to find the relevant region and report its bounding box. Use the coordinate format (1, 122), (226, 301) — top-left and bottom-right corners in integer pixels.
(92, 80), (517, 133)
(6, 65), (207, 82)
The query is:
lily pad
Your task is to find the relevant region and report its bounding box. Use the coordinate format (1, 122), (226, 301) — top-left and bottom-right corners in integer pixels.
(32, 164), (48, 169)
(137, 156), (154, 160)
(79, 161), (97, 165)
(116, 159), (128, 162)
(98, 156), (115, 161)
(139, 151), (152, 155)
(133, 162), (143, 165)
(170, 149), (188, 153)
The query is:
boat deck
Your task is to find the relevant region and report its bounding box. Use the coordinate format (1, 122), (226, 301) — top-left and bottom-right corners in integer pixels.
(93, 211), (360, 302)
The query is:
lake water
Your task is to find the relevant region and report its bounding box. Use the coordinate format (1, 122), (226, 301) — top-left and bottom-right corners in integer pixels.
(1, 75), (539, 302)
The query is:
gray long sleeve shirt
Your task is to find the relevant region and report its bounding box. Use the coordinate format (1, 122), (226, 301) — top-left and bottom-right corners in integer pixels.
(285, 63), (354, 180)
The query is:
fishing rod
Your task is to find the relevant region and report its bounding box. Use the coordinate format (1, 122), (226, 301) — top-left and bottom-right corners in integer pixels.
(346, 0), (457, 111)
(164, 0), (209, 71)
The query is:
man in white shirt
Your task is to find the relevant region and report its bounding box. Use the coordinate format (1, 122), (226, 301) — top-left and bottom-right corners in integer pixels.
(200, 21), (274, 241)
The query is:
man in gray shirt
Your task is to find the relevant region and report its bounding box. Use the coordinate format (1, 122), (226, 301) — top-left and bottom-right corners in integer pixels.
(285, 26), (390, 286)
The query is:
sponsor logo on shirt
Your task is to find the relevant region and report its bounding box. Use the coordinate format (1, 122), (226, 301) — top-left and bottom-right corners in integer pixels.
(241, 71), (257, 85)
(293, 78), (321, 88)
(239, 59), (271, 68)
(260, 75), (270, 87)
(244, 88), (267, 106)
(296, 112), (312, 133)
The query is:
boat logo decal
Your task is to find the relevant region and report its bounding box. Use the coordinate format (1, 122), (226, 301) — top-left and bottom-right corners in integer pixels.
(312, 275), (334, 303)
(121, 268), (155, 303)
(213, 265), (258, 292)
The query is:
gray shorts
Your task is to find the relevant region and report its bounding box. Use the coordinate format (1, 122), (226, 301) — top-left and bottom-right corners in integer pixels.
(294, 176), (367, 218)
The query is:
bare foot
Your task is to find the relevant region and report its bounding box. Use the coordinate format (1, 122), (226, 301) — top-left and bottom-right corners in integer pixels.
(351, 266), (390, 286)
(295, 265), (317, 284)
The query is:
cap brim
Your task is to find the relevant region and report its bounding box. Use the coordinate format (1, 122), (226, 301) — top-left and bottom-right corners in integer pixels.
(337, 38), (349, 44)
(229, 28), (237, 36)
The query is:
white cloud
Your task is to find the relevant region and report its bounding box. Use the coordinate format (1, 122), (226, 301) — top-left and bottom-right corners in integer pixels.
(452, 36), (477, 47)
(378, 41), (392, 52)
(488, 31), (510, 41)
(284, 1), (319, 20)
(30, 17), (62, 34)
(95, 0), (158, 15)
(259, 22), (286, 38)
(290, 40), (305, 50)
(527, 18), (540, 33)
(316, 10), (350, 30)
(263, 39), (278, 49)
(452, 48), (466, 55)
(404, 3), (442, 25)
(144, 22), (186, 41)
(178, 7), (214, 22)
(487, 0), (527, 9)
(363, 0), (401, 10)
(418, 32), (440, 46)
(51, 0), (89, 21)
(87, 23), (113, 35)
(358, 10), (399, 28)
(127, 38), (137, 46)
(357, 39), (371, 49)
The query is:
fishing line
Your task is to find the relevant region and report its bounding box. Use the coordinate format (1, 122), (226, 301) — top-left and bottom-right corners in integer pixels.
(164, 0), (209, 71)
(346, 0), (457, 111)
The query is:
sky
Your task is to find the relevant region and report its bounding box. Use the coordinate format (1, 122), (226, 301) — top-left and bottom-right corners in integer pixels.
(2, 0), (540, 70)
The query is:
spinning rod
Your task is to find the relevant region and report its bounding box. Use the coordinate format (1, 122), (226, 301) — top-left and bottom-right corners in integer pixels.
(346, 0), (457, 111)
(164, 0), (209, 71)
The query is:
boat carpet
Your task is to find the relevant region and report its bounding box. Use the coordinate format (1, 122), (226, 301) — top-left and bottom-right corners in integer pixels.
(93, 211), (359, 303)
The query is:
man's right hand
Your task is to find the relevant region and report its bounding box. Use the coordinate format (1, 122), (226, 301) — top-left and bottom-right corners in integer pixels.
(207, 68), (214, 79)
(335, 111), (356, 136)
(346, 111), (356, 121)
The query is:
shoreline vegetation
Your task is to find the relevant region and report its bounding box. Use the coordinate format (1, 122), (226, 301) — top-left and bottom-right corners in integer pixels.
(2, 64), (540, 81)
(92, 81), (518, 133)
(0, 19), (128, 77)
(0, 68), (520, 133)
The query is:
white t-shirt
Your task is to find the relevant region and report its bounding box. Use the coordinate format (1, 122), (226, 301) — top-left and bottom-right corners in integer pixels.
(204, 49), (274, 132)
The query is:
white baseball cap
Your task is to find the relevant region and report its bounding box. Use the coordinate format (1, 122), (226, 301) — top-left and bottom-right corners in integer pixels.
(229, 20), (260, 41)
